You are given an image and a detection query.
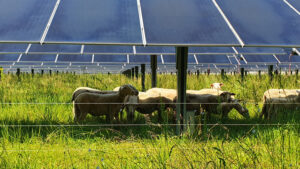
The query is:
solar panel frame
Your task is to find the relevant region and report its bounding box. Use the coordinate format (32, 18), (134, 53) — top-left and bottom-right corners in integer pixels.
(140, 0), (240, 46)
(217, 0), (300, 47)
(0, 0), (57, 43)
(44, 0), (143, 45)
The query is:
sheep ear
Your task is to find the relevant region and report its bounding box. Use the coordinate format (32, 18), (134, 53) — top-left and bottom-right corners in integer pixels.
(230, 92), (235, 96)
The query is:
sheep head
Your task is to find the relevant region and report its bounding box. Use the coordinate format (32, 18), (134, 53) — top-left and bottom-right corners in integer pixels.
(119, 84), (139, 98)
(124, 95), (139, 119)
(220, 92), (235, 102)
(231, 100), (250, 119)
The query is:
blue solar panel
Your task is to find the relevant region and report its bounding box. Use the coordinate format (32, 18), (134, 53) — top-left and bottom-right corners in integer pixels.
(20, 54), (56, 62)
(57, 55), (92, 62)
(15, 62), (41, 66)
(196, 55), (230, 64)
(129, 55), (150, 63)
(276, 54), (300, 63)
(0, 54), (19, 61)
(84, 45), (133, 54)
(0, 0), (56, 42)
(159, 55), (196, 64)
(228, 56), (239, 65)
(243, 55), (278, 63)
(29, 44), (81, 53)
(189, 47), (235, 54)
(217, 0), (300, 46)
(235, 47), (286, 54)
(45, 0), (142, 44)
(94, 55), (127, 63)
(141, 0), (239, 45)
(286, 0), (300, 11)
(43, 63), (69, 66)
(0, 44), (28, 53)
(135, 46), (175, 54)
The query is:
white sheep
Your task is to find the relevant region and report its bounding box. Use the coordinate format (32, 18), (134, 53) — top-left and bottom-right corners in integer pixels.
(260, 89), (300, 120)
(125, 92), (175, 122)
(73, 84), (139, 122)
(146, 88), (177, 100)
(210, 83), (223, 90)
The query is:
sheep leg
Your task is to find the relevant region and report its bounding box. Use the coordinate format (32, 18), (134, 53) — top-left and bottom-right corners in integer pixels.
(73, 103), (81, 122)
(260, 104), (267, 119)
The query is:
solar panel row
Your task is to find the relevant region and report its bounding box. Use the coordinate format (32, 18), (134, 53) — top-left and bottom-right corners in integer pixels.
(1, 0), (300, 47)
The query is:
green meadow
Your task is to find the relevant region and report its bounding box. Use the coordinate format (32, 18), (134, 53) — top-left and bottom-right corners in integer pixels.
(0, 72), (299, 168)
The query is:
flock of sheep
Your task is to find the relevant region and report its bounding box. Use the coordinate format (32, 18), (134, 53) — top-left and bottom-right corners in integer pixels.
(71, 84), (300, 123)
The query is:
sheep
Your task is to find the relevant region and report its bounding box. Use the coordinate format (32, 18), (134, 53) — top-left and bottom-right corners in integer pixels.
(125, 92), (175, 122)
(146, 88), (177, 100)
(210, 83), (223, 90)
(260, 89), (300, 120)
(174, 92), (249, 119)
(73, 84), (139, 122)
(71, 87), (117, 102)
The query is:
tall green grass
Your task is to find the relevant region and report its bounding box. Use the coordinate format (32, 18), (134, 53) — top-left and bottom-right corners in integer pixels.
(0, 73), (298, 168)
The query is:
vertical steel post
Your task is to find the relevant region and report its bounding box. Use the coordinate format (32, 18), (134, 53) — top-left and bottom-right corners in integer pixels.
(141, 64), (146, 92)
(151, 55), (157, 88)
(135, 66), (139, 79)
(176, 47), (188, 135)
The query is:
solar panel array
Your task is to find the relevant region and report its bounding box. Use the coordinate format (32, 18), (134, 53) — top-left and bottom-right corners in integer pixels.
(0, 0), (300, 73)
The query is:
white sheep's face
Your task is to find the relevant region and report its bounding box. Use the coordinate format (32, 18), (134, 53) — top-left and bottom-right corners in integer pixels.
(124, 95), (139, 116)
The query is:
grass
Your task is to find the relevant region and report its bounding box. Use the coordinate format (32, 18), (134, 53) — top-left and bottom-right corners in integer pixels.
(0, 72), (299, 168)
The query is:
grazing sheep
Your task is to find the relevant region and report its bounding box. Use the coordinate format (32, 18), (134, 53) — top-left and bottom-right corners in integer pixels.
(73, 84), (139, 122)
(187, 89), (235, 100)
(72, 87), (117, 102)
(260, 89), (300, 120)
(146, 88), (177, 100)
(174, 92), (249, 119)
(125, 92), (175, 122)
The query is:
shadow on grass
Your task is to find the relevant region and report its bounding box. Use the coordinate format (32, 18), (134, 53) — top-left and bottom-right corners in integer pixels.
(0, 110), (298, 142)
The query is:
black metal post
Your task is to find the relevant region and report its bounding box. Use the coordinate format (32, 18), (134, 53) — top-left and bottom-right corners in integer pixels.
(268, 65), (273, 80)
(49, 70), (52, 76)
(135, 66), (139, 79)
(41, 70), (44, 75)
(241, 68), (245, 80)
(141, 64), (146, 92)
(196, 70), (200, 78)
(151, 55), (157, 88)
(131, 68), (135, 79)
(31, 69), (34, 77)
(16, 68), (20, 77)
(176, 47), (188, 135)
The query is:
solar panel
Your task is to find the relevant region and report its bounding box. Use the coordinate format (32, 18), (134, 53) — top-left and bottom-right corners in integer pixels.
(84, 45), (133, 54)
(94, 55), (127, 63)
(57, 55), (92, 63)
(141, 0), (239, 45)
(20, 54), (56, 62)
(242, 55), (278, 63)
(189, 47), (235, 54)
(217, 0), (300, 47)
(29, 44), (81, 54)
(129, 55), (150, 63)
(45, 0), (142, 44)
(196, 55), (230, 64)
(0, 0), (56, 42)
(159, 55), (196, 64)
(235, 47), (286, 54)
(0, 44), (28, 53)
(0, 54), (20, 61)
(276, 54), (300, 63)
(135, 46), (175, 54)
